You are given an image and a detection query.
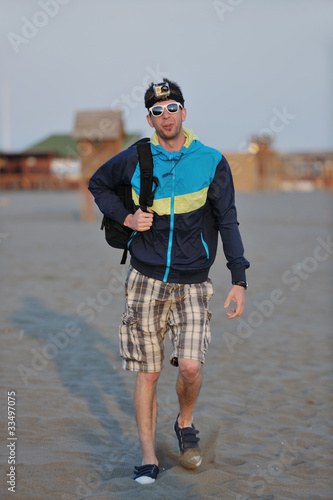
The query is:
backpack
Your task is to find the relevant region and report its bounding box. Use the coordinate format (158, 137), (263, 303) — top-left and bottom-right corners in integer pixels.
(100, 139), (157, 264)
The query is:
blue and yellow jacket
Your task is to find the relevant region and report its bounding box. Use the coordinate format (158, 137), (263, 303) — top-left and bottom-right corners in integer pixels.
(88, 128), (249, 284)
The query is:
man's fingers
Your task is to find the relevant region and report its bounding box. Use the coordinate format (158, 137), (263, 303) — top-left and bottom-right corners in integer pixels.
(230, 301), (244, 319)
(226, 308), (237, 319)
(134, 208), (154, 231)
(225, 289), (245, 319)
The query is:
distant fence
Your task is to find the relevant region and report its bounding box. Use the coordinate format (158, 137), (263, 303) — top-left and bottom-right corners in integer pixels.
(0, 174), (79, 190)
(1, 154), (333, 192)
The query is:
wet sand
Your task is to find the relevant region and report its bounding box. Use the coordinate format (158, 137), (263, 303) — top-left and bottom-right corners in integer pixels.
(0, 190), (332, 499)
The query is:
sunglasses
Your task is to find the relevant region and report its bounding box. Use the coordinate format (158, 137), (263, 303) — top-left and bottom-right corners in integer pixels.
(149, 102), (183, 117)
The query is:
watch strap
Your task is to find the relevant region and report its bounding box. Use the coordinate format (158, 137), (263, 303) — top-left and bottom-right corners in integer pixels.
(232, 280), (248, 290)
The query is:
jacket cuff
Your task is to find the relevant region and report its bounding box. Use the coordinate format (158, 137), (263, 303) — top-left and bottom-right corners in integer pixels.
(230, 268), (247, 283)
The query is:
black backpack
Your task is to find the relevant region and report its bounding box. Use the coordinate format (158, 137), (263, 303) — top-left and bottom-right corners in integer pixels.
(100, 139), (157, 264)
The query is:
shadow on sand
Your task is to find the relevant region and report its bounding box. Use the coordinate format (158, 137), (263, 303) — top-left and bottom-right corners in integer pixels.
(10, 296), (134, 447)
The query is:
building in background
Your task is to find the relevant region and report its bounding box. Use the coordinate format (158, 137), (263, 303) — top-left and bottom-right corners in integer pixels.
(25, 134), (80, 184)
(1, 117), (332, 205)
(227, 135), (333, 192)
(72, 109), (126, 221)
(279, 151), (333, 191)
(0, 113), (141, 199)
(0, 134), (79, 189)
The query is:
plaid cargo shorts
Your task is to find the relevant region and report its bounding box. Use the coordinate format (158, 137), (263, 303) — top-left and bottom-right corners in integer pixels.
(119, 266), (214, 372)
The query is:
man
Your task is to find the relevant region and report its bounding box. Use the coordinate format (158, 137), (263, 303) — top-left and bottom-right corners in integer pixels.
(88, 79), (249, 484)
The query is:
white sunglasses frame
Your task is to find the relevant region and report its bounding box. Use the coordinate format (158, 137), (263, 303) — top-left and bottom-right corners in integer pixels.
(148, 102), (183, 117)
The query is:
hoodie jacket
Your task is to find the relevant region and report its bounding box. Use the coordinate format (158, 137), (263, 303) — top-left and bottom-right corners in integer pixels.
(88, 128), (249, 284)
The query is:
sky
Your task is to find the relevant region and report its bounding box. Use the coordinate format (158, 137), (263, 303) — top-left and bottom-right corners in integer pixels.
(1, 0), (333, 154)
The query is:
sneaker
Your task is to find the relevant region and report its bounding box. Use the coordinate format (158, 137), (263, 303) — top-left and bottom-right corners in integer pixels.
(174, 414), (202, 469)
(133, 464), (159, 484)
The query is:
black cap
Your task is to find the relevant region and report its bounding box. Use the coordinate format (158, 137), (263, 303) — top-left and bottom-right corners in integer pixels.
(144, 78), (185, 109)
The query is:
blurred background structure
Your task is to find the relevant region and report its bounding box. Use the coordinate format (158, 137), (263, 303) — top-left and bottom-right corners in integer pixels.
(72, 109), (125, 221)
(1, 0), (332, 219)
(0, 114), (332, 192)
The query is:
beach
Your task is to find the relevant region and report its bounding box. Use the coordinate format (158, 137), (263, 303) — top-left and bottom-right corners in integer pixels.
(0, 190), (332, 500)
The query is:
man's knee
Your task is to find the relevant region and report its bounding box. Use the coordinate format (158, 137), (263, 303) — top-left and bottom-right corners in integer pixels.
(137, 371), (160, 386)
(178, 359), (202, 382)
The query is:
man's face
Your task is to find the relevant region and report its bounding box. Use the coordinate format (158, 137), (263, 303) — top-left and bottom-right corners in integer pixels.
(146, 99), (187, 142)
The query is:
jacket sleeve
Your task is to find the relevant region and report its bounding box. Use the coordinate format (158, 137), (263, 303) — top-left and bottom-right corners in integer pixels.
(207, 155), (250, 283)
(88, 147), (137, 225)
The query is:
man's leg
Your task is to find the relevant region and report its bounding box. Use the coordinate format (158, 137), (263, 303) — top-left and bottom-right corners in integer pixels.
(176, 359), (202, 428)
(134, 371), (160, 465)
(174, 358), (202, 468)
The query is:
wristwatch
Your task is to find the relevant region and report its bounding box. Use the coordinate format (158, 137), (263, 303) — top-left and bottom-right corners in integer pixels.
(232, 281), (248, 290)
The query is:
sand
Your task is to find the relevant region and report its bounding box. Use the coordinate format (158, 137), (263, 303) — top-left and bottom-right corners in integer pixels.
(0, 190), (332, 500)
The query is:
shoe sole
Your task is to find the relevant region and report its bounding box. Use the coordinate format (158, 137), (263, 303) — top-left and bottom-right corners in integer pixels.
(135, 476), (156, 484)
(179, 449), (202, 470)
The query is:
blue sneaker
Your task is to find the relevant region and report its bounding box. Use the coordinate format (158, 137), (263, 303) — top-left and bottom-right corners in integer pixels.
(133, 464), (159, 484)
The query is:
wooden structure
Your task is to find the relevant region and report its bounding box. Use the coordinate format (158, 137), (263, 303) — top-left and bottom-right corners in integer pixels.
(0, 135), (80, 190)
(224, 136), (284, 192)
(279, 151), (333, 190)
(226, 136), (333, 192)
(2, 122), (332, 195)
(0, 152), (55, 189)
(248, 135), (284, 190)
(72, 110), (125, 221)
(224, 152), (258, 192)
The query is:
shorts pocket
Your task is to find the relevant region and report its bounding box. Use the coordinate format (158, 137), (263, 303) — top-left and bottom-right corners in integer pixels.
(202, 307), (212, 353)
(119, 307), (144, 364)
(121, 303), (137, 326)
(124, 266), (138, 296)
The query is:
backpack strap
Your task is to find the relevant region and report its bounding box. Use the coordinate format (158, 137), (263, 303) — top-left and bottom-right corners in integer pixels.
(137, 142), (158, 210)
(121, 141), (157, 265)
(120, 248), (128, 265)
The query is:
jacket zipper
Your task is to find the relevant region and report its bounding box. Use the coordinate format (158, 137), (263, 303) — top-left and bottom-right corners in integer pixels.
(163, 169), (176, 282)
(127, 231), (137, 248)
(201, 233), (209, 259)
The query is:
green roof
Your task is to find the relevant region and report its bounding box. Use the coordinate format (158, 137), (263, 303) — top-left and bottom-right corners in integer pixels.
(24, 132), (144, 157)
(24, 134), (78, 157)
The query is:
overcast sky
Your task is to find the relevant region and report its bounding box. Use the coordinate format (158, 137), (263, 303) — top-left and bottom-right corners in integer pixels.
(1, 0), (332, 153)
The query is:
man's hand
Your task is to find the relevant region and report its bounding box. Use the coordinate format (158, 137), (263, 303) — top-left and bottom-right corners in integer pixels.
(124, 208), (154, 232)
(223, 285), (245, 319)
